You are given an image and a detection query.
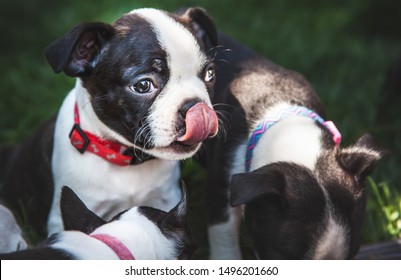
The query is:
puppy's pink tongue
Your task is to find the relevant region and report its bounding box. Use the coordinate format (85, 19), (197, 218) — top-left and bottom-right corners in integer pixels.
(177, 103), (218, 146)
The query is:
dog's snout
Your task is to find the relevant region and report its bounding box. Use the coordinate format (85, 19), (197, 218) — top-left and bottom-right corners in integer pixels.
(176, 100), (218, 146)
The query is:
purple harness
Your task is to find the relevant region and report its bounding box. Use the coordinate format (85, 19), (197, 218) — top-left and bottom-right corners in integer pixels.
(245, 105), (341, 172)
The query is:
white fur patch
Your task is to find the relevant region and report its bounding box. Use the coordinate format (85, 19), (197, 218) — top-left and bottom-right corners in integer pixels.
(229, 142), (248, 177)
(208, 206), (243, 259)
(308, 181), (348, 260)
(341, 146), (382, 159)
(310, 213), (348, 259)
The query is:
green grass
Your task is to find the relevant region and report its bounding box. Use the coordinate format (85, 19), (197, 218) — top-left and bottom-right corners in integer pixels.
(1, 0), (400, 255)
(364, 178), (401, 243)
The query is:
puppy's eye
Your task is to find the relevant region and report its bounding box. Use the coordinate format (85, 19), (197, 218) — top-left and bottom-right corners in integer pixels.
(129, 79), (154, 94)
(204, 65), (215, 83)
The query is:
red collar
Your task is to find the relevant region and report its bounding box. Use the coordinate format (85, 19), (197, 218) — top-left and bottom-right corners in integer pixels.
(90, 233), (135, 260)
(69, 102), (153, 166)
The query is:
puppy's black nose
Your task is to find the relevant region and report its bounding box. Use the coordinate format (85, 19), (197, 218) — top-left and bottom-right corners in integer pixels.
(179, 99), (201, 118)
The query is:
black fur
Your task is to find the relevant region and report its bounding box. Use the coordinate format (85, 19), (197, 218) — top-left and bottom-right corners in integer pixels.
(45, 16), (170, 149)
(0, 144), (14, 181)
(337, 134), (383, 184)
(232, 163), (326, 259)
(173, 7), (218, 52)
(45, 22), (115, 76)
(0, 117), (55, 236)
(0, 246), (73, 260)
(60, 186), (106, 234)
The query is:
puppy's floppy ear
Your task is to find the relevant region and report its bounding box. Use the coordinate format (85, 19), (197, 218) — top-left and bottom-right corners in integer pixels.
(60, 186), (105, 234)
(44, 22), (115, 77)
(337, 134), (384, 184)
(230, 167), (285, 207)
(178, 7), (218, 49)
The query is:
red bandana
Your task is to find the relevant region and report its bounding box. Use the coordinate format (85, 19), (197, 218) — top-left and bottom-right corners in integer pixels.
(69, 102), (151, 166)
(90, 233), (135, 260)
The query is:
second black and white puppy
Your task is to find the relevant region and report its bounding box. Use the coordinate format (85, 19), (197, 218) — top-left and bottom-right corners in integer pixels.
(1, 7), (219, 236)
(204, 33), (383, 259)
(0, 185), (195, 260)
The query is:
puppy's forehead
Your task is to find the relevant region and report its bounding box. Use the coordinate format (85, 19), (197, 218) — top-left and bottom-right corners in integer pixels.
(109, 208), (150, 225)
(128, 8), (207, 74)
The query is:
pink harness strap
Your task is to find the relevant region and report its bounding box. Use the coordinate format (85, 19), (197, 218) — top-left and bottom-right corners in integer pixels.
(90, 234), (135, 260)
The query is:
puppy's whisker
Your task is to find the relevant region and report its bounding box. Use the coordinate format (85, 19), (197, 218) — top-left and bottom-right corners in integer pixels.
(142, 129), (154, 149)
(133, 122), (150, 150)
(213, 103), (235, 110)
(207, 45), (231, 54)
(209, 47), (231, 63)
(212, 108), (231, 142)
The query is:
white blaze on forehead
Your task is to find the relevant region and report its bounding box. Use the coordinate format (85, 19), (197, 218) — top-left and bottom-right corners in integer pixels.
(130, 8), (207, 77)
(308, 193), (348, 260)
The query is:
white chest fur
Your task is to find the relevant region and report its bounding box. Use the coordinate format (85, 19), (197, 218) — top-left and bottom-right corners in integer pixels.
(48, 82), (181, 234)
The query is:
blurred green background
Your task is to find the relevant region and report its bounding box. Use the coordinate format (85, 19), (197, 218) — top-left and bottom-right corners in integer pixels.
(0, 0), (400, 258)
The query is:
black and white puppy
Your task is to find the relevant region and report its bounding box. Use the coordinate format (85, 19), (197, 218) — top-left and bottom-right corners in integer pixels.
(0, 185), (195, 260)
(1, 7), (219, 236)
(204, 33), (383, 259)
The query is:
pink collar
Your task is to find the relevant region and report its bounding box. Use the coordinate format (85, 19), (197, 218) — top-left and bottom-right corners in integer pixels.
(90, 234), (135, 260)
